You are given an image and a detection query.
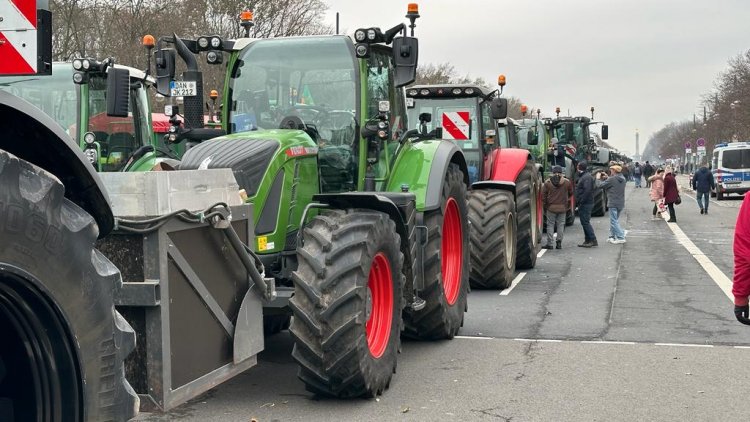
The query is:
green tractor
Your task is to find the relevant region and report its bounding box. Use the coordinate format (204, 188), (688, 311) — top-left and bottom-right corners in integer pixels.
(0, 59), (187, 173)
(545, 107), (610, 217)
(151, 4), (471, 397)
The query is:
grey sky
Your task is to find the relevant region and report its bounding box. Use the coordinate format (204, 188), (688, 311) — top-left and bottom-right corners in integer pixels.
(323, 0), (750, 155)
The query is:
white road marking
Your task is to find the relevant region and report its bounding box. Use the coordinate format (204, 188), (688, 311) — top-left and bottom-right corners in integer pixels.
(513, 338), (563, 343)
(733, 346), (750, 349)
(537, 249), (547, 258)
(454, 335), (493, 340)
(580, 341), (636, 345)
(654, 343), (714, 348)
(663, 217), (734, 301)
(500, 272), (527, 296)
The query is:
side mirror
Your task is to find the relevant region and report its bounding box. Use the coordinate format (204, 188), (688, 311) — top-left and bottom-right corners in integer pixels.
(419, 112), (432, 123)
(565, 123), (574, 142)
(106, 67), (130, 117)
(154, 48), (176, 96)
(601, 124), (609, 140)
(392, 36), (418, 87)
(527, 131), (538, 145)
(490, 98), (508, 119)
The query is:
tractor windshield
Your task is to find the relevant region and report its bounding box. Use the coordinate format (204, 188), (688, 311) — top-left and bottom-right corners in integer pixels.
(408, 97), (484, 182)
(516, 118), (545, 163)
(229, 36), (358, 146)
(86, 75), (150, 171)
(0, 64), (78, 138)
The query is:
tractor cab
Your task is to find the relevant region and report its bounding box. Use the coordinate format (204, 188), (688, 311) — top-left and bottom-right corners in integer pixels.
(406, 84), (508, 183)
(0, 60), (162, 172)
(544, 107), (609, 167)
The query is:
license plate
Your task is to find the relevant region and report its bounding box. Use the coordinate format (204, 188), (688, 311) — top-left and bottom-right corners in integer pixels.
(170, 81), (197, 97)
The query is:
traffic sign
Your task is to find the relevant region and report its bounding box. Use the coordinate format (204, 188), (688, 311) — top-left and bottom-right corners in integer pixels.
(684, 141), (691, 149)
(697, 138), (705, 147)
(685, 148), (692, 154)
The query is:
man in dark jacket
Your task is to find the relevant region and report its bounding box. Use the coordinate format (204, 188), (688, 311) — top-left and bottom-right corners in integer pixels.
(542, 165), (574, 249)
(575, 162), (597, 247)
(597, 164), (628, 244)
(692, 165), (715, 214)
(643, 161), (654, 188)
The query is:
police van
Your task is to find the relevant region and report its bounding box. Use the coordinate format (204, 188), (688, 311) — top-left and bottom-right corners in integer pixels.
(711, 141), (750, 199)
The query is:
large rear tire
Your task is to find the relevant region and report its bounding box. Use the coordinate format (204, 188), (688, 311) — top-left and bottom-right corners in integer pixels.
(515, 161), (541, 270)
(0, 150), (138, 421)
(404, 163), (469, 339)
(468, 189), (516, 289)
(289, 210), (403, 397)
(592, 189), (606, 216)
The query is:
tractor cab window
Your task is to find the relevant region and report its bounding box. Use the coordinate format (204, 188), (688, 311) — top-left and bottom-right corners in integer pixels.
(87, 75), (143, 171)
(517, 118), (544, 164)
(0, 65), (78, 139)
(407, 97), (480, 183)
(497, 123), (511, 148)
(230, 37), (358, 192)
(365, 48), (406, 176)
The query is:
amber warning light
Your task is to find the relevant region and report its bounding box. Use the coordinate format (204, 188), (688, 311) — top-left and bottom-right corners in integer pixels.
(521, 104), (528, 115)
(240, 10), (253, 21)
(408, 3), (419, 13)
(498, 74), (506, 87)
(142, 35), (155, 49)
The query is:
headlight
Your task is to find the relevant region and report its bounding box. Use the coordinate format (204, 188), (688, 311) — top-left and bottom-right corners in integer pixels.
(464, 88), (475, 95)
(207, 51), (218, 63)
(367, 29), (376, 41)
(355, 44), (369, 58)
(82, 59), (90, 70)
(452, 88), (462, 95)
(354, 29), (366, 42)
(197, 37), (209, 49)
(210, 37), (221, 48)
(420, 89), (430, 95)
(84, 148), (97, 164)
(72, 59), (83, 70)
(408, 89), (418, 96)
(83, 132), (96, 144)
(72, 72), (85, 84)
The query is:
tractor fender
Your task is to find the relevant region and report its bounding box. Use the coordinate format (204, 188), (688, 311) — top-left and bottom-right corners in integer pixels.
(490, 147), (533, 184)
(471, 180), (516, 195)
(312, 192), (411, 249)
(0, 91), (114, 237)
(387, 139), (468, 212)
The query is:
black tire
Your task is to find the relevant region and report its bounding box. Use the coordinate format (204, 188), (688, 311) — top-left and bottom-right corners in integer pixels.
(263, 314), (291, 336)
(565, 208), (575, 226)
(0, 150), (138, 421)
(404, 163), (469, 339)
(515, 160), (541, 270)
(289, 210), (403, 397)
(468, 189), (516, 289)
(592, 189), (606, 216)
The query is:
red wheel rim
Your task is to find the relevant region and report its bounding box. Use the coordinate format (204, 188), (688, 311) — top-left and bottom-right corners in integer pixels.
(366, 253), (393, 358)
(442, 198), (462, 305)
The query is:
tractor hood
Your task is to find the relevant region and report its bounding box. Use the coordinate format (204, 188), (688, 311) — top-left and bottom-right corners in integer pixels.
(0, 90), (114, 237)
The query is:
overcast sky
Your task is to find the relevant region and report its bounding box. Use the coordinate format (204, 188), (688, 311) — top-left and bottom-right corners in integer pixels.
(323, 0), (750, 155)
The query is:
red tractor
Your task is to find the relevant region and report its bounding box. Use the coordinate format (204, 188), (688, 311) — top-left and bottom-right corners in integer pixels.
(406, 77), (542, 289)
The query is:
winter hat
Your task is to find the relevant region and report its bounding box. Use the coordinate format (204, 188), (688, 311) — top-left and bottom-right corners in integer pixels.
(577, 161), (588, 171)
(552, 165), (563, 174)
(610, 164), (622, 173)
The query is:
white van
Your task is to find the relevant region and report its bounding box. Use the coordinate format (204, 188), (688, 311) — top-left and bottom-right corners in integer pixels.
(711, 142), (750, 199)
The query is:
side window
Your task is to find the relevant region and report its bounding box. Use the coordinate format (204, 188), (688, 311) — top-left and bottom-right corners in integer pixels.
(87, 76), (139, 171)
(367, 51), (391, 118)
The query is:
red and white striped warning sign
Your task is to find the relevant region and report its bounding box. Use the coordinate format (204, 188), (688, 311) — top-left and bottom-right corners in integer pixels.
(442, 111), (470, 140)
(0, 0), (38, 75)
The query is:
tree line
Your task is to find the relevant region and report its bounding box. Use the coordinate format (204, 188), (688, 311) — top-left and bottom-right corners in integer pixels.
(643, 49), (750, 162)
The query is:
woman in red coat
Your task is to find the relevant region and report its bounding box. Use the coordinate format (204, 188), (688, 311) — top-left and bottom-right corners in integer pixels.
(662, 166), (679, 222)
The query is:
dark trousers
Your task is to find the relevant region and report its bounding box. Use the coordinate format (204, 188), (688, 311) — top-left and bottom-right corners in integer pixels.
(667, 203), (676, 221)
(578, 203), (596, 241)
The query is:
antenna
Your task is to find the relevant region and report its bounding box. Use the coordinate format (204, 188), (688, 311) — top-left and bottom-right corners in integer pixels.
(336, 12), (340, 34)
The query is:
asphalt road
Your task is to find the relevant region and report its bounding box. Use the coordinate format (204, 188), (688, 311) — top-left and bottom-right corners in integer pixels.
(135, 179), (748, 421)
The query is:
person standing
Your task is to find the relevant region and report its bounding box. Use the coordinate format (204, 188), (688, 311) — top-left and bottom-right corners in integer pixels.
(692, 164), (715, 214)
(542, 165), (573, 249)
(663, 166), (680, 222)
(596, 164), (627, 244)
(648, 168), (665, 219)
(732, 192), (750, 325)
(575, 162), (598, 247)
(643, 161), (654, 188)
(633, 162), (643, 188)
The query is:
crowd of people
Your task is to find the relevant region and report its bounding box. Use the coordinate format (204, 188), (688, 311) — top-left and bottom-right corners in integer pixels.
(541, 160), (688, 249)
